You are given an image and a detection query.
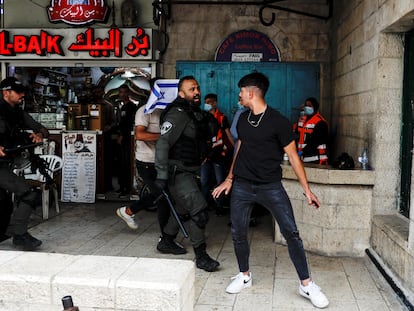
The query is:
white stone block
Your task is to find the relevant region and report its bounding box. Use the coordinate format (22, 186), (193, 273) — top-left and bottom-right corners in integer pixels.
(0, 252), (76, 305)
(0, 250), (23, 265)
(116, 258), (195, 311)
(52, 255), (137, 309)
(323, 228), (370, 257)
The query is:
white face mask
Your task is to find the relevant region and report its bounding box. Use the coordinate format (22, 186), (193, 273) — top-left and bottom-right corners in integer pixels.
(303, 106), (314, 116)
(204, 103), (212, 111)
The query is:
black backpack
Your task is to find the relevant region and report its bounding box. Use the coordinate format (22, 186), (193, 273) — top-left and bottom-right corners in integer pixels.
(333, 152), (355, 170)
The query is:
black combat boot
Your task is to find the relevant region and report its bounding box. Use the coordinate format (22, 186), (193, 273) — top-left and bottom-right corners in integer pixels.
(156, 233), (187, 255)
(12, 232), (42, 251)
(194, 243), (220, 272)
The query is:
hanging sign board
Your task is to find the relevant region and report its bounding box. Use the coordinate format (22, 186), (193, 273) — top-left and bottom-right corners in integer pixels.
(61, 132), (97, 203)
(215, 29), (280, 62)
(47, 0), (110, 25)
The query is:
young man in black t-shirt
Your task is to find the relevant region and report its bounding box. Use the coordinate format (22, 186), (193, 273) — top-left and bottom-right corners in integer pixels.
(212, 72), (329, 309)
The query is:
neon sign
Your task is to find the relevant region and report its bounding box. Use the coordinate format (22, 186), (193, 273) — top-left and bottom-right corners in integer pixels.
(0, 30), (64, 56)
(0, 28), (151, 59)
(68, 28), (122, 57)
(48, 0), (110, 26)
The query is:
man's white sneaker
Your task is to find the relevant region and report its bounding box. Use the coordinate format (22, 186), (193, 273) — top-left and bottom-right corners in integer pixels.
(226, 272), (252, 294)
(299, 281), (329, 308)
(116, 207), (138, 230)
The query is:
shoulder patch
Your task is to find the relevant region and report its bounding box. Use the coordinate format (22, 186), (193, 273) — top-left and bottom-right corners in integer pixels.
(160, 121), (173, 135)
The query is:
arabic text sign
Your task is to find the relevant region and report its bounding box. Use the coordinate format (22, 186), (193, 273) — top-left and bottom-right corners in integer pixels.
(48, 0), (110, 25)
(61, 132), (96, 203)
(0, 28), (154, 60)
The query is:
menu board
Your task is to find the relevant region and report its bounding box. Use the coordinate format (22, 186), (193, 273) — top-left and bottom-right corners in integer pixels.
(61, 132), (96, 203)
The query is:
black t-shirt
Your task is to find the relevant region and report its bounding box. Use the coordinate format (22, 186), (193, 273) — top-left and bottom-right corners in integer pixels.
(234, 107), (295, 183)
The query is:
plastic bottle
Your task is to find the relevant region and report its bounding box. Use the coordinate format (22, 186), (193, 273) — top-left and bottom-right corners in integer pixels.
(67, 107), (74, 130)
(358, 147), (369, 170)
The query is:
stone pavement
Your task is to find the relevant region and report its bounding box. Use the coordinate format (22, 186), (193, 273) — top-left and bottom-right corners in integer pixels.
(0, 201), (409, 310)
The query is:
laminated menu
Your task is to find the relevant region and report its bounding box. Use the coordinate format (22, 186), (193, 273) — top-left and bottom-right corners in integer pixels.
(61, 132), (96, 203)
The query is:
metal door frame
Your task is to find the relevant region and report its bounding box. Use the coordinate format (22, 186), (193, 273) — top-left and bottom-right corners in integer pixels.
(400, 31), (414, 218)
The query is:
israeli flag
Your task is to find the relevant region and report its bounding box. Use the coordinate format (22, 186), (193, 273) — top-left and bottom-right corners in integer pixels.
(144, 79), (179, 114)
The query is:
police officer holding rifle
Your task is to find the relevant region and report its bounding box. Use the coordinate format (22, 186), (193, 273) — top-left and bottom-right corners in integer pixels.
(0, 77), (49, 251)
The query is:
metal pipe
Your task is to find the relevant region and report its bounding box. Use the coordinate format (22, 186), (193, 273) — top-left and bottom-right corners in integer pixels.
(153, 0), (332, 27)
(365, 249), (414, 311)
(154, 0), (283, 4)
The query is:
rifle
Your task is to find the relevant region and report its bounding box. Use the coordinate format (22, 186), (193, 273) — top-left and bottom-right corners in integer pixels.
(155, 190), (189, 238)
(4, 142), (54, 186)
(3, 142), (44, 154)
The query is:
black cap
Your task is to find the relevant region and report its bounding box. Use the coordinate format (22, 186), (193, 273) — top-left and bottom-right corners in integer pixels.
(0, 77), (25, 93)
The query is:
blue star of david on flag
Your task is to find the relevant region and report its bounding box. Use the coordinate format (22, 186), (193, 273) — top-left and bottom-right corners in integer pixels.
(144, 79), (179, 114)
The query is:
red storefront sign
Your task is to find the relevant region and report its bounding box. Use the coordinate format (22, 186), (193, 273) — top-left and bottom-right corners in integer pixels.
(48, 0), (110, 26)
(0, 28), (152, 59)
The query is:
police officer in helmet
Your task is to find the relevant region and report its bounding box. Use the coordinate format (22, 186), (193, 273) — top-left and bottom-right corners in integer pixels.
(0, 77), (49, 250)
(155, 75), (220, 272)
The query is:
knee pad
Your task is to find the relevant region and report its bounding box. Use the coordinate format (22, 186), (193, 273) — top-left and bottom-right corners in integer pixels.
(179, 213), (191, 222)
(191, 209), (209, 229)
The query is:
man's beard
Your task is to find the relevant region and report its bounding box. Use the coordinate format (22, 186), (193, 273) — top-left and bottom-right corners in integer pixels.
(189, 95), (201, 107)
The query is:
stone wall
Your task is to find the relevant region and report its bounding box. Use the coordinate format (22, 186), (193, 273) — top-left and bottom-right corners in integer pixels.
(372, 215), (414, 301)
(160, 1), (333, 117)
(330, 0), (408, 215)
(331, 0), (414, 301)
(2, 1), (333, 120)
(3, 0), (154, 29)
(277, 164), (374, 257)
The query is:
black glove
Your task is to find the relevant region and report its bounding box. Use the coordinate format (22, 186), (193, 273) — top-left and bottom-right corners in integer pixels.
(155, 179), (167, 191)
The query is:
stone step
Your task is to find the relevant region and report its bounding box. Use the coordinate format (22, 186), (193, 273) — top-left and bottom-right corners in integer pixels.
(0, 250), (194, 311)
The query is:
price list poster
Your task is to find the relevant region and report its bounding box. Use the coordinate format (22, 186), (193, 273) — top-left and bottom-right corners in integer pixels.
(61, 132), (96, 203)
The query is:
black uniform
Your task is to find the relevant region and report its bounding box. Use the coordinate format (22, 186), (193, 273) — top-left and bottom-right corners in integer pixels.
(117, 101), (138, 194)
(155, 97), (220, 271)
(0, 98), (48, 239)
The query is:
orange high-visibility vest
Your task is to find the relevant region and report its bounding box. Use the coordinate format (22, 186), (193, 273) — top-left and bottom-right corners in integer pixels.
(212, 110), (228, 156)
(297, 113), (328, 165)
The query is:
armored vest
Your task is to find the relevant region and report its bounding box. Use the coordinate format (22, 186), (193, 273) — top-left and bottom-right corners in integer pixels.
(161, 99), (219, 166)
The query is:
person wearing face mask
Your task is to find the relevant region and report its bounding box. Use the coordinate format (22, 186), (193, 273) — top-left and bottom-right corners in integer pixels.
(294, 97), (329, 165)
(200, 93), (234, 216)
(154, 76), (220, 272)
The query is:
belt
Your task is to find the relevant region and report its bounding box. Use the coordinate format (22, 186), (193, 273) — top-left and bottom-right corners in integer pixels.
(236, 176), (273, 185)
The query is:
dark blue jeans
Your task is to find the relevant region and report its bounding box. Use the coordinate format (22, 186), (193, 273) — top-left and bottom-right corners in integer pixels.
(230, 178), (310, 280)
(200, 160), (226, 207)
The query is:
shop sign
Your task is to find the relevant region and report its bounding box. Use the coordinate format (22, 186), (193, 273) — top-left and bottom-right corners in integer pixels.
(48, 0), (110, 26)
(215, 29), (280, 62)
(0, 28), (155, 60)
